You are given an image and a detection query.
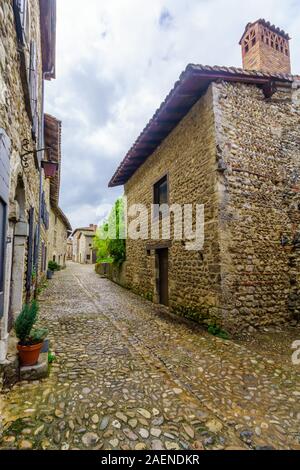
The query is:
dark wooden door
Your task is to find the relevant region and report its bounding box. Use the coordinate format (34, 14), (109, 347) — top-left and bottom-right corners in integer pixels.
(0, 198), (7, 318)
(0, 129), (10, 320)
(158, 249), (169, 306)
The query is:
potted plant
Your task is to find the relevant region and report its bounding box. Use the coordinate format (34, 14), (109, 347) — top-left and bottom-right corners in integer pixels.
(47, 261), (61, 279)
(14, 300), (48, 367)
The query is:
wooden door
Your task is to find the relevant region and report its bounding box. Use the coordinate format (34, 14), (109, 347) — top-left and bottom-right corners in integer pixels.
(158, 249), (169, 306)
(0, 198), (7, 318)
(0, 129), (10, 320)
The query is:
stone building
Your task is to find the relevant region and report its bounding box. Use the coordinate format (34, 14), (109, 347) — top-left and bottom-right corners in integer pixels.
(45, 114), (72, 269)
(72, 225), (97, 265)
(66, 239), (73, 260)
(109, 20), (300, 331)
(0, 0), (60, 365)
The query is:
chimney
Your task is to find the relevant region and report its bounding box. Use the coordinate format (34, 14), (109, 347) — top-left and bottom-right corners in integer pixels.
(240, 19), (291, 74)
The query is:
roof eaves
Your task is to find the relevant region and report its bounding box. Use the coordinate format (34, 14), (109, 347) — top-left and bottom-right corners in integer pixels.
(108, 64), (293, 188)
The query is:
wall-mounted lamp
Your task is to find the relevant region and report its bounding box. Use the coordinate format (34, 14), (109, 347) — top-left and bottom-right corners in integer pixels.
(41, 160), (59, 178)
(21, 139), (59, 178)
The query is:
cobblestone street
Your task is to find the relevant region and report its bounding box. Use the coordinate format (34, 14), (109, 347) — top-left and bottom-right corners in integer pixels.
(0, 262), (300, 450)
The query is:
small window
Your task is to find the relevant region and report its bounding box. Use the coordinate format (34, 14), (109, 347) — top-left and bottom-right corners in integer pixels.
(87, 255), (91, 260)
(252, 37), (256, 47)
(153, 175), (168, 220)
(245, 44), (249, 54)
(154, 175), (168, 206)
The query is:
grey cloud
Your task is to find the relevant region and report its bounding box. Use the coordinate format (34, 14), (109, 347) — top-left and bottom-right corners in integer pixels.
(159, 9), (173, 28)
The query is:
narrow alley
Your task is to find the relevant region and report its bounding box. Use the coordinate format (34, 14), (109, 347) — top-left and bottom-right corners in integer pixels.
(0, 263), (299, 451)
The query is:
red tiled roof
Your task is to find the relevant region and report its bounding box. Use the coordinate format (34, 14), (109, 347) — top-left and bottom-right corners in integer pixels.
(45, 114), (61, 207)
(109, 64), (293, 187)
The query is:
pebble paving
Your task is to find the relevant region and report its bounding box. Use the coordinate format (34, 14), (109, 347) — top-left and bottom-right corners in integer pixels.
(0, 262), (300, 450)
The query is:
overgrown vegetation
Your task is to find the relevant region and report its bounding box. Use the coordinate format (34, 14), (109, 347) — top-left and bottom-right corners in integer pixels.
(207, 323), (230, 340)
(48, 351), (56, 364)
(175, 305), (230, 340)
(14, 301), (48, 346)
(93, 197), (126, 266)
(48, 261), (61, 272)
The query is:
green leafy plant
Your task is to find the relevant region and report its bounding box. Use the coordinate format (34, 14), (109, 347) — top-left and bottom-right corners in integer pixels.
(93, 197), (126, 266)
(14, 301), (48, 346)
(29, 328), (48, 345)
(48, 261), (61, 272)
(207, 323), (230, 340)
(14, 301), (39, 345)
(48, 351), (56, 364)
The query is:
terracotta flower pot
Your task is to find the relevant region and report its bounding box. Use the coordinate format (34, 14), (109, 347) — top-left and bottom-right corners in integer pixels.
(17, 343), (43, 367)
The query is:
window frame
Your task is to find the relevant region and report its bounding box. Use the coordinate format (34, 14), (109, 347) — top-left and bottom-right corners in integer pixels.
(153, 173), (169, 221)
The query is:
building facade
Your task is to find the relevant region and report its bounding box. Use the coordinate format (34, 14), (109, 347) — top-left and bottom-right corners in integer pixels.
(72, 225), (97, 265)
(45, 114), (72, 269)
(0, 1), (63, 366)
(109, 20), (300, 332)
(66, 239), (73, 260)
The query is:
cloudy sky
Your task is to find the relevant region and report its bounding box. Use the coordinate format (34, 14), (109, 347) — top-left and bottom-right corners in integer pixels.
(45, 0), (300, 229)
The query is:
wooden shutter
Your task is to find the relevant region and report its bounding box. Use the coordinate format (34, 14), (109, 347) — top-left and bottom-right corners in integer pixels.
(33, 224), (39, 272)
(26, 207), (34, 294)
(0, 130), (10, 318)
(13, 0), (28, 45)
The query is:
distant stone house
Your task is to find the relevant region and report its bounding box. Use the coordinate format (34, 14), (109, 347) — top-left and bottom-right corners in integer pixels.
(45, 115), (72, 268)
(109, 20), (300, 331)
(72, 225), (97, 265)
(0, 0), (58, 365)
(66, 239), (73, 260)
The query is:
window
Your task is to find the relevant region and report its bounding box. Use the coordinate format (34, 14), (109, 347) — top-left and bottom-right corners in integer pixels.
(154, 175), (168, 206)
(153, 175), (168, 220)
(13, 0), (30, 46)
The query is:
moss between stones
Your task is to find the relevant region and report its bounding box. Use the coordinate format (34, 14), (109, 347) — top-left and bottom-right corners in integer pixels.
(173, 304), (230, 339)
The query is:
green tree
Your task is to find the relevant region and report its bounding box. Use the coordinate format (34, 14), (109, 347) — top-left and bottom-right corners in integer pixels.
(93, 197), (126, 265)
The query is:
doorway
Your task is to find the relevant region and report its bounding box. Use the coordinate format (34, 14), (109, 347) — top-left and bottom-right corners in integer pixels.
(0, 197), (7, 319)
(157, 248), (169, 306)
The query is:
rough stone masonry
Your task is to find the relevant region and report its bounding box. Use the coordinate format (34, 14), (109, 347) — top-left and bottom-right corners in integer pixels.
(109, 20), (300, 332)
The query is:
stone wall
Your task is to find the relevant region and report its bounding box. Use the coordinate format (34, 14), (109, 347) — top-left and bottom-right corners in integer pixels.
(95, 262), (128, 287)
(0, 0), (48, 363)
(123, 77), (300, 332)
(124, 85), (221, 324)
(49, 208), (68, 268)
(214, 80), (300, 329)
